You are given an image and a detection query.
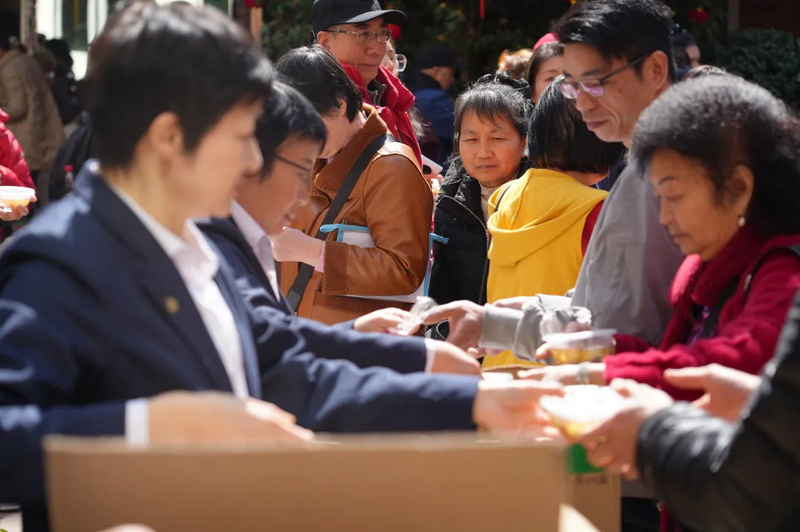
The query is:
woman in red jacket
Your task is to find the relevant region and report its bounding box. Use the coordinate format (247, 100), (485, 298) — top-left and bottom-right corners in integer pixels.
(0, 108), (36, 224)
(525, 76), (800, 401)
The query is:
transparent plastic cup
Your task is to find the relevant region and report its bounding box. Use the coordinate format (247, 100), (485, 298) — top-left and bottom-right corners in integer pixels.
(543, 329), (617, 365)
(0, 186), (36, 209)
(391, 296), (438, 336)
(539, 385), (624, 439)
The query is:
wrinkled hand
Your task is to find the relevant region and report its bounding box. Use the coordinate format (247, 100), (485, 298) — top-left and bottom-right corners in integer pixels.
(519, 363), (606, 386)
(473, 379), (565, 437)
(579, 379), (673, 479)
(354, 308), (416, 334)
(664, 364), (761, 422)
(430, 340), (481, 375)
(269, 227), (323, 266)
(421, 300), (484, 350)
(148, 391), (315, 444)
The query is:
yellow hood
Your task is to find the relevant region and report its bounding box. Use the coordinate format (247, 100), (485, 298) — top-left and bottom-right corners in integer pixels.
(487, 168), (607, 266)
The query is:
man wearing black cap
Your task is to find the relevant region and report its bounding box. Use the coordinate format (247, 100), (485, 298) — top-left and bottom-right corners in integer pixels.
(412, 42), (463, 165)
(313, 0), (422, 164)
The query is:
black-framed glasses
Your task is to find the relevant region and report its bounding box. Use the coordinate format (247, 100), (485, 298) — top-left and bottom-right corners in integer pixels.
(274, 154), (313, 174)
(327, 28), (392, 44)
(560, 54), (650, 100)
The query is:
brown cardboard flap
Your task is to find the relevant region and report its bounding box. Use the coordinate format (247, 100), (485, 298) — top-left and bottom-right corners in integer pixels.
(47, 434), (574, 532)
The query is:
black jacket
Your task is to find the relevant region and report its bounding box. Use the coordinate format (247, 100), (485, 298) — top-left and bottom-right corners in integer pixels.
(636, 289), (800, 532)
(429, 158), (489, 306)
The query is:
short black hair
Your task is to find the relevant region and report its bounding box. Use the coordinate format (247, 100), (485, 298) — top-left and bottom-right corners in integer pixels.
(556, 0), (676, 82)
(86, 2), (272, 168)
(632, 76), (800, 237)
(256, 80), (326, 180)
(274, 45), (362, 122)
(672, 32), (697, 49)
(453, 72), (532, 155)
(529, 76), (624, 174)
(525, 42), (564, 89)
(672, 44), (691, 69)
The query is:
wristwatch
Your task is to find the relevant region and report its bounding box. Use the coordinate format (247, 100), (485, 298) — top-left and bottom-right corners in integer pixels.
(576, 362), (591, 385)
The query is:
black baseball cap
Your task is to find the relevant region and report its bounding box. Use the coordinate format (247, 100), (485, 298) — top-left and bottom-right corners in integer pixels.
(416, 42), (468, 70)
(312, 0), (406, 37)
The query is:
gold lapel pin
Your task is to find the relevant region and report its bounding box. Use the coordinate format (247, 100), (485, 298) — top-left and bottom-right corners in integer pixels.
(164, 296), (180, 315)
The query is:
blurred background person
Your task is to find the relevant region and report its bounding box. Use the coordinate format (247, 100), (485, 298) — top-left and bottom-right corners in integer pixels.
(429, 73), (530, 309)
(497, 48), (533, 80)
(410, 42), (465, 166)
(313, 0), (421, 164)
(526, 41), (565, 105)
(0, 31), (63, 205)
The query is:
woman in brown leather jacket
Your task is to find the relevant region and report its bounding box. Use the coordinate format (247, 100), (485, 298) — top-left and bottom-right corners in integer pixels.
(273, 46), (433, 325)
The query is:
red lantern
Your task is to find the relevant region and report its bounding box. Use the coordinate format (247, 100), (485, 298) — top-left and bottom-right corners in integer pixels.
(688, 7), (710, 25)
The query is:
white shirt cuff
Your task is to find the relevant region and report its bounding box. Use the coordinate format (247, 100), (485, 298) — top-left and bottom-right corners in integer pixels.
(424, 338), (437, 373)
(125, 398), (149, 446)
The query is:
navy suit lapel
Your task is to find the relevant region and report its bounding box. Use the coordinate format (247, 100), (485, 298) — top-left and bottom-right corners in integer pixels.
(75, 164), (233, 392)
(213, 248), (262, 399)
(224, 218), (292, 314)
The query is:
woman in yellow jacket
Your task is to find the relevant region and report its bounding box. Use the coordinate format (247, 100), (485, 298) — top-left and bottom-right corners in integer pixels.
(483, 78), (625, 369)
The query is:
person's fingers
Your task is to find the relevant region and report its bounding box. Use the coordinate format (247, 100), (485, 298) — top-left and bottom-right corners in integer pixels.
(517, 368), (548, 381)
(15, 205), (29, 217)
(535, 344), (551, 360)
(623, 466), (641, 481)
(579, 420), (610, 450)
(663, 366), (711, 391)
(609, 379), (641, 398)
(246, 399), (297, 425)
(585, 444), (615, 469)
(690, 394), (711, 412)
(511, 379), (565, 399)
(467, 347), (484, 358)
(420, 303), (464, 324)
(492, 297), (531, 310)
(29, 195), (37, 203)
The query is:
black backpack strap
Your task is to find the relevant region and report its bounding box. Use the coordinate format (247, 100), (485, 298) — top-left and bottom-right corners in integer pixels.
(743, 244), (800, 295)
(699, 244), (800, 340)
(285, 134), (391, 314)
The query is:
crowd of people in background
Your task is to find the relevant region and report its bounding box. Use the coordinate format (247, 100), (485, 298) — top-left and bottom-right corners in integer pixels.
(1, 0), (800, 531)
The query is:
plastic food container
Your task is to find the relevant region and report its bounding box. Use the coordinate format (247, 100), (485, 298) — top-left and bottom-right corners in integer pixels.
(539, 385), (625, 439)
(0, 186), (36, 208)
(543, 329), (616, 365)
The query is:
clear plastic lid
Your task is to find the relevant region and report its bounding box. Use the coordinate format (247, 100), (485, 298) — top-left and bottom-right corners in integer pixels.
(0, 186), (36, 201)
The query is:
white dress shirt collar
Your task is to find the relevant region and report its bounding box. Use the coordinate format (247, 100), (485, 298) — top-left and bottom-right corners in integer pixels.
(110, 183), (220, 283)
(230, 201), (282, 299)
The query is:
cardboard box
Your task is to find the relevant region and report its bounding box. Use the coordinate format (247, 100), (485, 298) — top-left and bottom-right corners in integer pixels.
(565, 445), (621, 532)
(46, 433), (613, 532)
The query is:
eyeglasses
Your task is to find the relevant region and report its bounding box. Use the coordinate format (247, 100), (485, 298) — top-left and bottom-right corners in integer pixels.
(274, 154), (313, 174)
(560, 54), (650, 100)
(395, 54), (407, 72)
(327, 28), (392, 44)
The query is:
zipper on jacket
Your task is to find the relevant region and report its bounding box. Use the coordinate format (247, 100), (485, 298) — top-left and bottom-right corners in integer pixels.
(437, 195), (491, 304)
